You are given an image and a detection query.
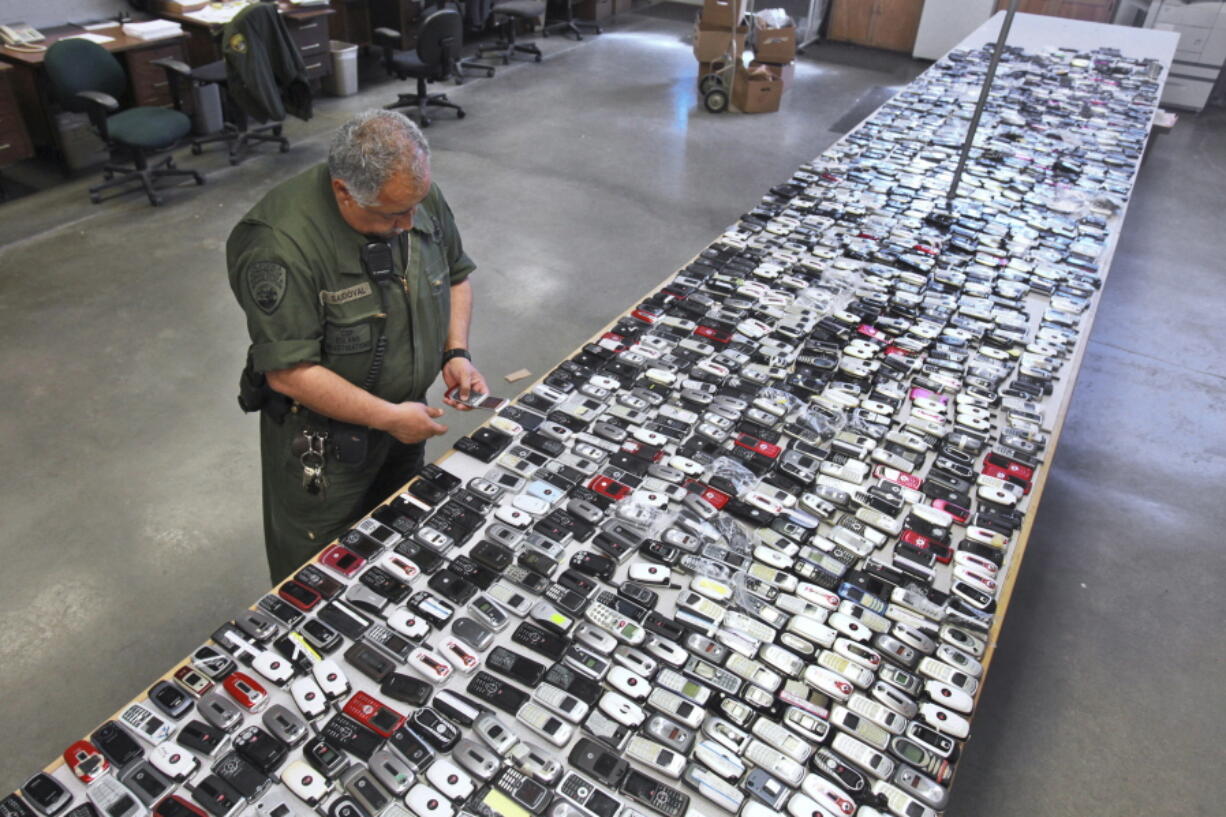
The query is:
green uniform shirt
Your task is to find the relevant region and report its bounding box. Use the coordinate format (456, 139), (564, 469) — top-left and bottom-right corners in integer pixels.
(227, 163), (475, 404)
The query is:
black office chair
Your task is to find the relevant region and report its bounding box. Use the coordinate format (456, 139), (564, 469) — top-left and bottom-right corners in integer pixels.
(477, 0), (546, 64)
(376, 9), (468, 126)
(181, 4), (307, 164)
(43, 39), (203, 206)
(185, 60), (290, 165)
(545, 0), (601, 40)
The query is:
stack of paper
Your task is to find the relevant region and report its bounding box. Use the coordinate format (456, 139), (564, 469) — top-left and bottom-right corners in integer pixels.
(121, 19), (184, 39)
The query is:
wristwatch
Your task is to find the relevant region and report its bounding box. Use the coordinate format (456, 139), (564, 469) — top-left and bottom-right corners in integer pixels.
(442, 348), (471, 366)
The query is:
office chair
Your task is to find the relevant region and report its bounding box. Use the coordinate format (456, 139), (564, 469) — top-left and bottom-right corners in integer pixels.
(545, 0), (601, 40)
(43, 39), (203, 206)
(477, 0), (547, 64)
(180, 4), (309, 164)
(185, 60), (289, 165)
(375, 9), (468, 126)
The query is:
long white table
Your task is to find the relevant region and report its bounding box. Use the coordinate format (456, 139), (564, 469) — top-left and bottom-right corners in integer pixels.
(11, 12), (1178, 817)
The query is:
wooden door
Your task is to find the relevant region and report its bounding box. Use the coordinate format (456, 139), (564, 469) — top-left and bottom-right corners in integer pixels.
(996, 0), (1116, 23)
(828, 0), (876, 44)
(870, 0), (924, 52)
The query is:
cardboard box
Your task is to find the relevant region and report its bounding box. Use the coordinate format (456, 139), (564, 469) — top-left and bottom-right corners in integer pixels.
(577, 0), (614, 21)
(732, 64), (782, 113)
(701, 0), (745, 28)
(159, 0), (209, 12)
(749, 59), (794, 89)
(753, 24), (796, 63)
(693, 18), (748, 62)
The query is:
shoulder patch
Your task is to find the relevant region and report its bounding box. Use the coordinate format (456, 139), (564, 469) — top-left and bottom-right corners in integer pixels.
(247, 261), (287, 315)
(228, 33), (247, 54)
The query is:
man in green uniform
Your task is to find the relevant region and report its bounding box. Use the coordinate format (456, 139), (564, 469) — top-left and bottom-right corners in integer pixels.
(227, 109), (487, 583)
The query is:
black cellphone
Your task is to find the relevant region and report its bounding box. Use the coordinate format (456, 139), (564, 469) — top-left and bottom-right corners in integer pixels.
(643, 613), (685, 641)
(419, 464), (462, 492)
(499, 405), (546, 431)
(359, 566), (410, 604)
(407, 478), (448, 506)
(388, 725), (437, 771)
(568, 737), (630, 788)
(569, 551), (615, 581)
(257, 595), (304, 626)
(504, 565), (550, 595)
(394, 540), (445, 574)
(177, 720), (226, 757)
(521, 431), (565, 458)
(20, 774), (69, 815)
(472, 426), (513, 454)
(556, 568), (599, 597)
(122, 763), (173, 805)
(409, 708), (461, 751)
(470, 540), (514, 572)
(454, 436), (496, 462)
(365, 626), (413, 662)
(518, 549), (557, 578)
(380, 672), (433, 706)
(91, 721), (143, 767)
(511, 621), (568, 660)
(212, 752), (270, 801)
(486, 646), (547, 686)
(319, 714), (382, 761)
(191, 776), (243, 817)
(295, 564), (345, 600)
(301, 619), (342, 654)
(317, 600), (372, 640)
(466, 671), (530, 715)
(592, 533), (632, 562)
(619, 581), (658, 609)
(620, 770), (689, 817)
(545, 582), (590, 615)
(448, 555), (498, 590)
(344, 641), (396, 683)
(0, 795), (36, 817)
(234, 726), (288, 774)
(544, 663), (603, 706)
(428, 569), (478, 604)
(149, 680), (193, 719)
(302, 735), (349, 779)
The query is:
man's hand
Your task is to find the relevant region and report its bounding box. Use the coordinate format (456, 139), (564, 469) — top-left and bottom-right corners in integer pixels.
(441, 357), (490, 410)
(380, 401), (448, 444)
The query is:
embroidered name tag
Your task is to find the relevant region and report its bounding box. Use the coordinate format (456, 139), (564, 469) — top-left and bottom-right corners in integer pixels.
(324, 323), (373, 355)
(320, 282), (373, 305)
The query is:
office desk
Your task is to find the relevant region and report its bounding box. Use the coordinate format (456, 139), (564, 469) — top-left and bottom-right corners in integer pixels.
(158, 2), (335, 81)
(0, 64), (34, 168)
(0, 26), (188, 149)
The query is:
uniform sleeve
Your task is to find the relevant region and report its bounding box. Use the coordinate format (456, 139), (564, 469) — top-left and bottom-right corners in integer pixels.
(226, 221), (324, 374)
(432, 184), (477, 286)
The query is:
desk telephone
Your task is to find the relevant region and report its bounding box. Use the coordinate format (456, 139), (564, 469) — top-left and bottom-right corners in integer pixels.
(1, 23), (45, 47)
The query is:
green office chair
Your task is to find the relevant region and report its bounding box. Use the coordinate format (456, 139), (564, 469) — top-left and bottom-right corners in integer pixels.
(44, 39), (203, 206)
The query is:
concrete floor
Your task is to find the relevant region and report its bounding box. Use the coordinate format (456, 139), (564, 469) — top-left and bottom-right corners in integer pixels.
(1, 3), (1223, 813)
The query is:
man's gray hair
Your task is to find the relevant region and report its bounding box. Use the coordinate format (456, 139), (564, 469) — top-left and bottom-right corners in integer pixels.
(328, 110), (431, 207)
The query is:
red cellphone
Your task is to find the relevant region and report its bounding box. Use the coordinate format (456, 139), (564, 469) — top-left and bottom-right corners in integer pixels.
(64, 740), (109, 784)
(223, 672), (268, 711)
(278, 580), (322, 612)
(319, 544), (365, 578)
(734, 433), (781, 459)
(342, 691), (406, 738)
(588, 474), (632, 502)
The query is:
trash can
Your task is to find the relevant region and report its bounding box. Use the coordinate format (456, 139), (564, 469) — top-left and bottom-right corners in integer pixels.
(325, 41), (359, 97)
(191, 80), (224, 136)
